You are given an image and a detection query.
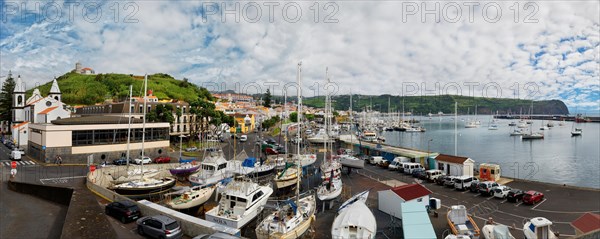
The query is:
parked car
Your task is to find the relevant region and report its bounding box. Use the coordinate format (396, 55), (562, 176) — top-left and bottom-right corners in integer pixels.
(137, 215), (183, 239)
(266, 138), (277, 145)
(275, 146), (286, 154)
(113, 157), (131, 165)
(378, 160), (390, 168)
(134, 156), (152, 165)
(185, 146), (198, 152)
(105, 201), (141, 223)
(453, 176), (479, 191)
(478, 181), (500, 196)
(436, 175), (451, 186)
(414, 169), (427, 179)
(492, 185), (512, 199)
(469, 182), (482, 193)
(506, 189), (525, 202)
(264, 147), (279, 155)
(10, 150), (22, 161)
(239, 135), (248, 142)
(444, 176), (457, 188)
(523, 190), (544, 205)
(388, 157), (410, 170)
(154, 156), (171, 164)
(425, 170), (444, 182)
(403, 163), (424, 174)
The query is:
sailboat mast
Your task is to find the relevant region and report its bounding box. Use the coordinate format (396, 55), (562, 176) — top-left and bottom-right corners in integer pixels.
(350, 92), (353, 145)
(454, 102), (457, 155)
(295, 62), (302, 204)
(141, 75), (148, 168)
(126, 85), (133, 166)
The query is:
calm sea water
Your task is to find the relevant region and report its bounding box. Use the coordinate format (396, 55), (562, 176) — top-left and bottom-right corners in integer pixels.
(381, 116), (600, 189)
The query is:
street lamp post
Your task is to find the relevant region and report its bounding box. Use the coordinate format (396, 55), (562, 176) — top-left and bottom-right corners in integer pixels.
(179, 134), (187, 160)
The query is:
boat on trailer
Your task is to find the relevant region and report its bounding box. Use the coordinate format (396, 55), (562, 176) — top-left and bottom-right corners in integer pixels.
(447, 205), (480, 239)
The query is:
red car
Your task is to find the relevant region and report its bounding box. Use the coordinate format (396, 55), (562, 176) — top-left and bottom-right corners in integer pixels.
(154, 156), (171, 164)
(264, 148), (279, 155)
(522, 190), (544, 204)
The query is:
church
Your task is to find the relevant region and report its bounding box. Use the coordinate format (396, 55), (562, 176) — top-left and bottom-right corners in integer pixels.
(12, 75), (71, 147)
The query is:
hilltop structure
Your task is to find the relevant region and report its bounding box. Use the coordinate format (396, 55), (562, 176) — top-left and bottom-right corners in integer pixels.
(72, 62), (95, 75)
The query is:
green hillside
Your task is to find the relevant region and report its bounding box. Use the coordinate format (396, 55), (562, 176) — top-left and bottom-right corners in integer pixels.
(28, 72), (212, 105)
(302, 94), (569, 115)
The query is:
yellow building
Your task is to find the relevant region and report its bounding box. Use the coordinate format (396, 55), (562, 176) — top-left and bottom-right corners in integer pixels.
(231, 114), (255, 133)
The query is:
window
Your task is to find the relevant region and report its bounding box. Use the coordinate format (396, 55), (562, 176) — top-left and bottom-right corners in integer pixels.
(417, 198), (422, 202)
(491, 169), (495, 174)
(218, 163), (227, 170)
(72, 128), (168, 146)
(252, 191), (264, 202)
(183, 125), (187, 132)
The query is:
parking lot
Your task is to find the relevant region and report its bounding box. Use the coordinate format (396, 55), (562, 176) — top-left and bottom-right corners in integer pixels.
(355, 161), (600, 237)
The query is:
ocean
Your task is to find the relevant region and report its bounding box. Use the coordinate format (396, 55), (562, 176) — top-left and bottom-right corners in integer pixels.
(380, 116), (600, 189)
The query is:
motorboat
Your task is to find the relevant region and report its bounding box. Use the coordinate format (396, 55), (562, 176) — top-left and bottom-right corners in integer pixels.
(510, 129), (524, 136)
(465, 121), (478, 128)
(488, 124), (498, 130)
(189, 148), (235, 187)
(205, 177), (273, 229)
(522, 217), (558, 239)
(331, 190), (376, 239)
(571, 128), (582, 136)
(317, 177), (342, 201)
(508, 122), (517, 126)
(360, 131), (378, 142)
(307, 128), (334, 144)
(243, 158), (275, 178)
(166, 184), (218, 210)
(482, 224), (515, 239)
(111, 176), (176, 197)
(274, 166), (300, 189)
(517, 122), (528, 128)
(447, 205), (480, 239)
(255, 195), (316, 239)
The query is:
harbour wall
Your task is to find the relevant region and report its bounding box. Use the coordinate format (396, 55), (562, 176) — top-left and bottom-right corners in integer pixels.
(86, 164), (241, 237)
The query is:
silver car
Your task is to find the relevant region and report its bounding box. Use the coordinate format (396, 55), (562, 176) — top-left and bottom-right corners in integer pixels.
(137, 215), (183, 239)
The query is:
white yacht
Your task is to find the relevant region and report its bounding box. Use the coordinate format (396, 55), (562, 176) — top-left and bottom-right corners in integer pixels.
(317, 177), (342, 201)
(189, 148), (234, 187)
(320, 158), (342, 181)
(331, 190), (376, 239)
(166, 184), (218, 210)
(482, 224), (515, 239)
(523, 217), (558, 239)
(205, 178), (273, 229)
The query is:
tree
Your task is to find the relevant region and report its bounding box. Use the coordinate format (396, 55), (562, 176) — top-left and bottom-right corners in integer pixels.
(261, 115), (280, 129)
(147, 104), (175, 123)
(0, 75), (15, 122)
(333, 111), (340, 117)
(189, 98), (234, 141)
(263, 89), (272, 107)
(305, 114), (315, 121)
(289, 112), (298, 123)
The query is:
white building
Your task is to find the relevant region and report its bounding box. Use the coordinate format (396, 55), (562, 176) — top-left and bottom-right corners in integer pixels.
(11, 76), (71, 147)
(434, 154), (475, 177)
(28, 116), (170, 163)
(378, 183), (432, 219)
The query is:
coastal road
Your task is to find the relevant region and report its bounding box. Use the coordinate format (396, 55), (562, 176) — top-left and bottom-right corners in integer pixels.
(355, 162), (600, 237)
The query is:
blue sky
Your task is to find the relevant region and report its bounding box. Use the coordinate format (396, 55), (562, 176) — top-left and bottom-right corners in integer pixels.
(0, 1), (598, 113)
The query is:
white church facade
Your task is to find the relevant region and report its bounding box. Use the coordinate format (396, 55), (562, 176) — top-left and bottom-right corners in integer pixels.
(11, 76), (71, 147)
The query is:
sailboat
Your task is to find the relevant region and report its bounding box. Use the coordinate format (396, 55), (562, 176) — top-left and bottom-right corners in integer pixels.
(256, 63), (316, 238)
(205, 177), (273, 229)
(539, 118), (548, 130)
(571, 119), (583, 136)
(522, 103), (544, 140)
(317, 170), (342, 201)
(331, 190), (376, 239)
(111, 76), (176, 197)
(274, 163), (301, 189)
(166, 183), (218, 210)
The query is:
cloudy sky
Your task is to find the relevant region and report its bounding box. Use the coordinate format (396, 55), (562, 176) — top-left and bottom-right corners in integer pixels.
(0, 1), (598, 112)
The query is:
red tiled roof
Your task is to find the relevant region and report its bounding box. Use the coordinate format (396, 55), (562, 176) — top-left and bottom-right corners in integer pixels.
(12, 121), (28, 129)
(571, 213), (600, 234)
(39, 106), (58, 115)
(82, 67), (93, 71)
(390, 183), (432, 202)
(435, 154), (471, 164)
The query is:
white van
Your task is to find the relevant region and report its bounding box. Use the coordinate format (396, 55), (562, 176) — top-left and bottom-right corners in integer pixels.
(369, 156), (383, 165)
(239, 135), (248, 142)
(453, 176), (479, 191)
(425, 169), (444, 182)
(388, 157), (410, 170)
(403, 163), (423, 174)
(10, 150), (22, 161)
